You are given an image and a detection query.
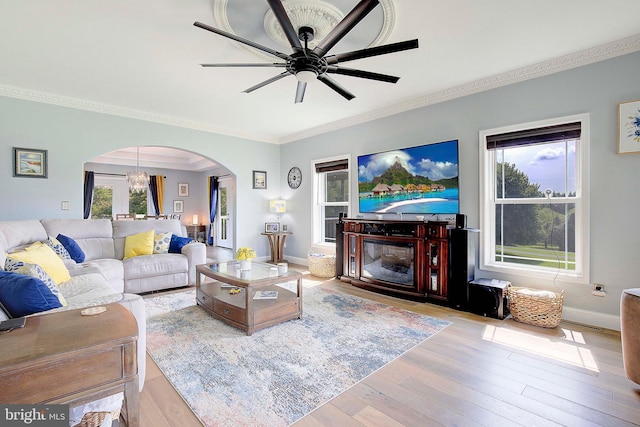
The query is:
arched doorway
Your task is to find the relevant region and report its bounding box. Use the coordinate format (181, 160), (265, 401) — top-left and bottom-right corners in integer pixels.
(84, 146), (236, 252)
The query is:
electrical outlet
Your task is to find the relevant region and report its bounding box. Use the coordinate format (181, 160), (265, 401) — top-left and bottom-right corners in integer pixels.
(592, 283), (605, 297)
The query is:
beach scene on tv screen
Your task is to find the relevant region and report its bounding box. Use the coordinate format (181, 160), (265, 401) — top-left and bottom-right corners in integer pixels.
(358, 140), (459, 214)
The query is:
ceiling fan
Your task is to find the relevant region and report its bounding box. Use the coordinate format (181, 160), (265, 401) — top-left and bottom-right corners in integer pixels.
(194, 0), (418, 103)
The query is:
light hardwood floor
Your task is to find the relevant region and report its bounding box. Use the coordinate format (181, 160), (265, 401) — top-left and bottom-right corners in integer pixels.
(137, 267), (640, 426)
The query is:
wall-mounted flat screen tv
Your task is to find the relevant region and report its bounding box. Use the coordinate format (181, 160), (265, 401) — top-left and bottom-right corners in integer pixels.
(357, 140), (459, 215)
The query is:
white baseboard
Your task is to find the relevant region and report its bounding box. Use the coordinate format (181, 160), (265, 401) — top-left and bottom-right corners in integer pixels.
(562, 306), (621, 331)
(281, 260), (621, 331)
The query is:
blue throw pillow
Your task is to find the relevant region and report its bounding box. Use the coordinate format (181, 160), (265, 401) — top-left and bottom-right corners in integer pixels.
(0, 271), (62, 317)
(168, 235), (193, 254)
(56, 233), (85, 263)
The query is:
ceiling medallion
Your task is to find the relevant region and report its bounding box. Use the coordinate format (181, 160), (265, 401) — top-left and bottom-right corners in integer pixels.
(213, 0), (396, 59)
(264, 0), (344, 49)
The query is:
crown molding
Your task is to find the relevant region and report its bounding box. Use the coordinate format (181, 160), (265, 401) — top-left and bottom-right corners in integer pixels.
(281, 33), (640, 143)
(0, 85), (277, 144)
(1, 34), (638, 145)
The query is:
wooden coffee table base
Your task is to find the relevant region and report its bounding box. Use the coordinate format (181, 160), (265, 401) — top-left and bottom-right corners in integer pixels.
(196, 262), (302, 335)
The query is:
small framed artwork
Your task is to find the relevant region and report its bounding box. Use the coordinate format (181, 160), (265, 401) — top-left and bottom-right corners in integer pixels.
(618, 99), (640, 154)
(13, 147), (48, 178)
(173, 200), (184, 213)
(265, 222), (280, 233)
(253, 170), (267, 189)
(178, 182), (189, 197)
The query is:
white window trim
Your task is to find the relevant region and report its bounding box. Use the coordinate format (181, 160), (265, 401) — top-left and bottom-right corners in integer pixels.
(478, 113), (590, 285)
(311, 155), (350, 247)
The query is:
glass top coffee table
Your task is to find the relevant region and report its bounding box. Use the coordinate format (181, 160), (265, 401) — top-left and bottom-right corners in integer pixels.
(195, 261), (302, 335)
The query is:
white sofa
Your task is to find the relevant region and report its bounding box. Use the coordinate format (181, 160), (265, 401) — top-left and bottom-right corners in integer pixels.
(0, 218), (206, 425)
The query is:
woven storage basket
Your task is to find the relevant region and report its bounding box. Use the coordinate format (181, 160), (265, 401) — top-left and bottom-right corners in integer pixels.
(508, 286), (564, 328)
(308, 254), (336, 278)
(74, 409), (120, 427)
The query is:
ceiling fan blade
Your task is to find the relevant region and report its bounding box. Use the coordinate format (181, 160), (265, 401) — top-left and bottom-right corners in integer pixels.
(326, 66), (399, 83)
(326, 39), (419, 65)
(200, 63), (286, 68)
(243, 71), (291, 93)
(295, 81), (307, 103)
(312, 0), (379, 57)
(266, 0), (304, 53)
(317, 74), (355, 100)
(194, 21), (290, 61)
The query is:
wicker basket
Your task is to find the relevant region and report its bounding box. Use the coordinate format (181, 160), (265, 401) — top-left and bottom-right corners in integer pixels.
(308, 254), (336, 278)
(74, 409), (120, 427)
(507, 286), (564, 328)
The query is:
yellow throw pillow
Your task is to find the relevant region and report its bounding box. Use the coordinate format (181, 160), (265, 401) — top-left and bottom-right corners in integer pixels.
(124, 230), (155, 259)
(8, 242), (71, 285)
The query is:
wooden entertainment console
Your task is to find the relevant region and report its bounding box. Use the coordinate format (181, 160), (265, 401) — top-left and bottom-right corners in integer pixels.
(337, 218), (452, 302)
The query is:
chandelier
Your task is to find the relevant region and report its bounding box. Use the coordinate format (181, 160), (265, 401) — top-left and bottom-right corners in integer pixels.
(126, 147), (149, 192)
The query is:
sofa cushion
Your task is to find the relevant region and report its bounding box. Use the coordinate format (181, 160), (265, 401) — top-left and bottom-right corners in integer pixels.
(7, 242), (71, 284)
(124, 253), (188, 280)
(112, 219), (184, 260)
(4, 258), (67, 306)
(0, 220), (48, 270)
(153, 232), (172, 254)
(56, 273), (121, 309)
(169, 235), (193, 254)
(41, 219), (116, 261)
(0, 271), (63, 317)
(124, 230), (155, 259)
(57, 234), (86, 263)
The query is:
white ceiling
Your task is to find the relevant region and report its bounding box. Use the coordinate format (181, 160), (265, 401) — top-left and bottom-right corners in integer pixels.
(1, 0), (640, 150)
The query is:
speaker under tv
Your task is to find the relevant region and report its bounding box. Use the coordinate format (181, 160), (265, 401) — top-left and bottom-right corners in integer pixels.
(468, 279), (511, 320)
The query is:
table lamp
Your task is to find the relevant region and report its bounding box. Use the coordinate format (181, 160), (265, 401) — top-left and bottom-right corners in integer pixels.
(269, 199), (286, 222)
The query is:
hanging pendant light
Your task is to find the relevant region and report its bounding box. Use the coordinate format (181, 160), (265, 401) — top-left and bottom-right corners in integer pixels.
(126, 147), (149, 192)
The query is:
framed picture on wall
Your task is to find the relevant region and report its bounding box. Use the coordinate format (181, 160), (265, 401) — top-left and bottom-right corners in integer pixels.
(253, 170), (267, 189)
(618, 99), (640, 154)
(173, 200), (184, 213)
(13, 147), (48, 178)
(178, 182), (189, 196)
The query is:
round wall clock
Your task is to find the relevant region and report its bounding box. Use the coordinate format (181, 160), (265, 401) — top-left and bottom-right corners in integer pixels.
(287, 166), (302, 189)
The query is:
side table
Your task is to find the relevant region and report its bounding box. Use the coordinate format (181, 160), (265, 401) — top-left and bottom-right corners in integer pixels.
(261, 231), (292, 263)
(0, 303), (139, 426)
(186, 224), (207, 243)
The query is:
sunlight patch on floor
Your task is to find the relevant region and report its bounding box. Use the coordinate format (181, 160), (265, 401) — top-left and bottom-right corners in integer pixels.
(482, 324), (599, 372)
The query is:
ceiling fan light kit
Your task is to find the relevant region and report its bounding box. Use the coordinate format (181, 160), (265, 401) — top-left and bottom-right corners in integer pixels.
(195, 0), (418, 103)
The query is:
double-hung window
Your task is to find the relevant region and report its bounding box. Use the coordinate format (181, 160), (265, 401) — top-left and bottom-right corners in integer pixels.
(313, 157), (350, 244)
(479, 114), (590, 283)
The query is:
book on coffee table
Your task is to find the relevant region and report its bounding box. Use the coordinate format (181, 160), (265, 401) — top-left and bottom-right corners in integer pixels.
(253, 291), (278, 300)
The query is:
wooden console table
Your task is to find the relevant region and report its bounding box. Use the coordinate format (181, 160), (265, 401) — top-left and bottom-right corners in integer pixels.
(261, 231), (292, 263)
(0, 304), (139, 426)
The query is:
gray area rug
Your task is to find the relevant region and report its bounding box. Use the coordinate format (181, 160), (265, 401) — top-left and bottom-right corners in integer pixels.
(145, 282), (450, 426)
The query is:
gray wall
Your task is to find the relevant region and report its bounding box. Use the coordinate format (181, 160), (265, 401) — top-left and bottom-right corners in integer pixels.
(280, 51), (640, 329)
(0, 99), (282, 258)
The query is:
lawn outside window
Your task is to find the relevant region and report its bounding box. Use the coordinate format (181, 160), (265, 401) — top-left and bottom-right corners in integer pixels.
(479, 114), (590, 284)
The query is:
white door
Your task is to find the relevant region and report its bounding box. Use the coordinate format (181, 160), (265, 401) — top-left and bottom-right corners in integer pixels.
(216, 178), (234, 249)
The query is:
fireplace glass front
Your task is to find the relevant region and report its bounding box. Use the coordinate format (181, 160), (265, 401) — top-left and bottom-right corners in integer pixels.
(362, 239), (414, 286)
